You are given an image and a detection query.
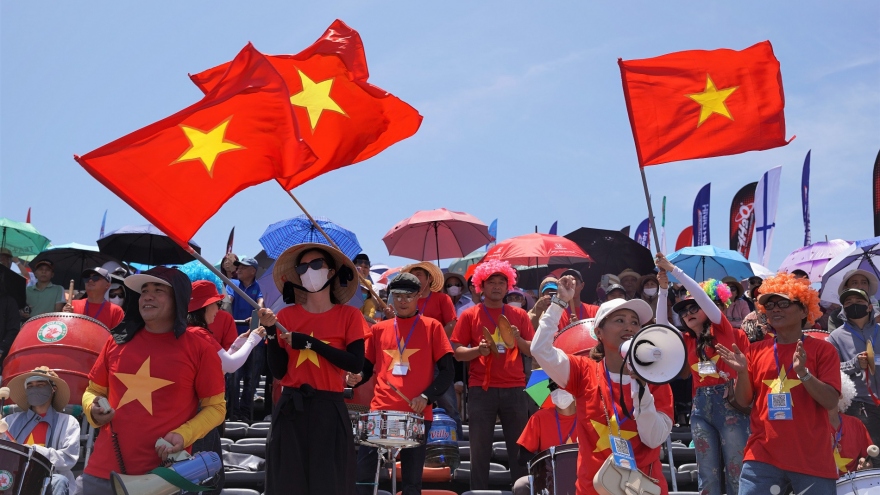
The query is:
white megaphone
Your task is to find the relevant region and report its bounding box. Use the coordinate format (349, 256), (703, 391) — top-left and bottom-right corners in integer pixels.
(618, 324), (686, 385)
(111, 451), (221, 495)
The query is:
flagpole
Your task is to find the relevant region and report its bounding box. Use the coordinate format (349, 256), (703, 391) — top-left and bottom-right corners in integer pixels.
(639, 167), (662, 253)
(284, 189), (389, 312)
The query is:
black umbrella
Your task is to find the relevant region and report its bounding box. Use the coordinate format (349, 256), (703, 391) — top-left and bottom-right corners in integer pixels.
(559, 227), (656, 300)
(0, 264), (27, 309)
(98, 224), (201, 266)
(29, 243), (121, 290)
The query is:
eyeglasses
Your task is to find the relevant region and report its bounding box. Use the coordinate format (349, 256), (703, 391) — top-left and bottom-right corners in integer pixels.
(295, 258), (327, 275)
(392, 293), (418, 302)
(763, 299), (798, 310)
(677, 305), (701, 317)
(83, 275), (104, 283)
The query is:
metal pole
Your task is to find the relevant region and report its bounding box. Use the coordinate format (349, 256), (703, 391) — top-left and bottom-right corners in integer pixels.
(666, 435), (677, 492)
(639, 167), (662, 253)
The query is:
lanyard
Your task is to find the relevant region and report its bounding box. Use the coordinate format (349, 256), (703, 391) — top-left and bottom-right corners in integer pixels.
(418, 292), (432, 314)
(833, 416), (843, 449)
(85, 300), (106, 320)
(480, 303), (505, 330)
(772, 335), (805, 384)
(844, 322), (880, 347)
(394, 314), (421, 357)
(603, 361), (629, 432)
(554, 410), (577, 445)
(575, 304), (585, 320)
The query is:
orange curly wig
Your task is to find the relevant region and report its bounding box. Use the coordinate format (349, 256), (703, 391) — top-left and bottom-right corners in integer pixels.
(756, 272), (822, 325)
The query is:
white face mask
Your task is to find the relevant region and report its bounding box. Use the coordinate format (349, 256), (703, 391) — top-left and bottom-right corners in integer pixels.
(109, 296), (124, 306)
(301, 268), (330, 293)
(447, 286), (462, 297)
(507, 301), (522, 308)
(550, 389), (574, 409)
(643, 288), (658, 297)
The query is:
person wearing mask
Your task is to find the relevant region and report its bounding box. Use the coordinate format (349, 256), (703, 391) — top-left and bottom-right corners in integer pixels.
(105, 280), (125, 308)
(26, 260), (65, 316)
(63, 267), (124, 330)
(445, 272), (474, 317)
(505, 287), (528, 310)
(722, 276), (750, 329)
(636, 273), (662, 322)
(828, 269), (880, 331)
(556, 269), (599, 330)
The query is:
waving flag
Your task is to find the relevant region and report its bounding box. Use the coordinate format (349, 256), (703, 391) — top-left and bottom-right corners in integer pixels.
(635, 218), (651, 249)
(755, 166), (782, 267)
(802, 150), (811, 246)
(99, 210), (107, 238)
(729, 182), (757, 258)
(660, 197), (667, 254)
(549, 221), (558, 236)
(874, 150), (880, 237)
(693, 183), (711, 246)
(675, 226), (693, 251)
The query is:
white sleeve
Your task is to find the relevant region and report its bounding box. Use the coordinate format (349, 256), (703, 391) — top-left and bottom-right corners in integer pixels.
(656, 287), (671, 326)
(673, 266), (721, 324)
(530, 302), (571, 388)
(630, 380), (673, 448)
(33, 415), (80, 470)
(219, 332), (261, 373)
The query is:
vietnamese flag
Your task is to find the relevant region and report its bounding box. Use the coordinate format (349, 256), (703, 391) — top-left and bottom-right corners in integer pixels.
(190, 19), (422, 190)
(619, 41), (790, 167)
(76, 44), (315, 247)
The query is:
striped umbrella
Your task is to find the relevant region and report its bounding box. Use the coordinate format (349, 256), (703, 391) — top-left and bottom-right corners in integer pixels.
(259, 215), (362, 260)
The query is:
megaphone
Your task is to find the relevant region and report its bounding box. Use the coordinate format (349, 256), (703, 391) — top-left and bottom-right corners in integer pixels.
(111, 451), (221, 495)
(618, 324), (686, 385)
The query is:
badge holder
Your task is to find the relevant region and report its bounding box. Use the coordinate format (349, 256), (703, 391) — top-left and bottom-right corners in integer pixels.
(767, 391), (792, 420)
(392, 363), (409, 376)
(597, 365), (637, 471)
(697, 360), (717, 377)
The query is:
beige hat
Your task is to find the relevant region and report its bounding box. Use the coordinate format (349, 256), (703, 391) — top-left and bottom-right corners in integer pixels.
(8, 366), (70, 412)
(272, 243), (359, 305)
(839, 269), (879, 298)
(402, 262), (444, 292)
(618, 268), (640, 283)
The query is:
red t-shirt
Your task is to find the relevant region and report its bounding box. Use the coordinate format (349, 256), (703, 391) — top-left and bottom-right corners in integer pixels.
(835, 413), (872, 475)
(684, 315), (750, 393)
(744, 336), (841, 479)
(365, 315), (452, 421)
(23, 415), (48, 446)
(451, 303), (535, 388)
(517, 407), (578, 453)
(276, 304), (367, 392)
(85, 327), (225, 478)
(72, 299), (124, 330)
(418, 292), (457, 327)
(558, 302), (600, 331)
(192, 327), (223, 352)
(564, 356), (673, 495)
(208, 310), (239, 350)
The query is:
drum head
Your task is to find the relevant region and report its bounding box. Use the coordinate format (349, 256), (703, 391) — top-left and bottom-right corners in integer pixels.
(837, 468), (880, 494)
(554, 319), (598, 356)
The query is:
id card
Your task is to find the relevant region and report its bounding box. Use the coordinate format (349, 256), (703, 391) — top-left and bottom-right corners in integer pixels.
(767, 392), (793, 420)
(610, 435), (637, 470)
(873, 355), (880, 367)
(497, 343), (506, 354)
(392, 363), (409, 376)
(697, 360), (717, 376)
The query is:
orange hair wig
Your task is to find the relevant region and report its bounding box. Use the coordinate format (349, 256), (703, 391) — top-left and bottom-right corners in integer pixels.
(756, 272), (822, 325)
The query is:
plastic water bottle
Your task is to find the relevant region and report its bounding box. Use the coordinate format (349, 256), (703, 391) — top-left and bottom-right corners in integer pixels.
(424, 408), (460, 471)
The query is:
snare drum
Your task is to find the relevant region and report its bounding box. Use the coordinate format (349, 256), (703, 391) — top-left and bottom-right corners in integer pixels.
(359, 410), (425, 448)
(0, 439), (53, 495)
(837, 468), (880, 494)
(529, 443), (578, 495)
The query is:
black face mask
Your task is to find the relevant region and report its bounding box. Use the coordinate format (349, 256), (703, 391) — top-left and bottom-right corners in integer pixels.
(845, 303), (871, 320)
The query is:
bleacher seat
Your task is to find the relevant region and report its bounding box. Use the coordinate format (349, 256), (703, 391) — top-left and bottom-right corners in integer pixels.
(235, 438), (267, 445)
(220, 437), (234, 449)
(224, 422), (248, 441)
(491, 442), (508, 464)
(246, 423), (270, 438)
(228, 443), (267, 456)
(219, 489), (260, 495)
(661, 463), (697, 486)
(223, 471), (264, 491)
(453, 461), (510, 485)
(668, 446), (697, 465)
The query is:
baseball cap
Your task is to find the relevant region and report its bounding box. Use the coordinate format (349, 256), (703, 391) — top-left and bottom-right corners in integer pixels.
(82, 267), (111, 283)
(389, 272), (420, 294)
(560, 268), (583, 282)
(234, 257), (259, 268)
(124, 266), (176, 293)
(353, 253), (370, 265)
(594, 298), (654, 329)
(33, 260), (53, 270)
(606, 284), (626, 295)
(541, 282), (558, 294)
(840, 288), (871, 305)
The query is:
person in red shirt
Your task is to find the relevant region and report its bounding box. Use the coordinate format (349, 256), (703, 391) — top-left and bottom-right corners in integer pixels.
(832, 371), (873, 475)
(452, 260), (534, 490)
(257, 243), (367, 495)
(655, 254), (750, 495)
(717, 272), (841, 494)
(80, 266), (226, 495)
(530, 275), (673, 494)
(349, 272), (454, 495)
(63, 267), (124, 330)
(556, 269), (599, 331)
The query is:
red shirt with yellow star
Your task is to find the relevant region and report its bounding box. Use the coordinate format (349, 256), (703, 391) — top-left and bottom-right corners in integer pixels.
(557, 302), (599, 331)
(417, 292), (457, 327)
(72, 299), (124, 330)
(208, 310), (239, 350)
(684, 315), (750, 393)
(744, 336), (841, 479)
(564, 356), (673, 495)
(451, 304), (535, 388)
(276, 304), (367, 392)
(835, 413), (872, 475)
(23, 414), (48, 446)
(365, 314), (452, 421)
(517, 407), (578, 453)
(85, 327), (225, 478)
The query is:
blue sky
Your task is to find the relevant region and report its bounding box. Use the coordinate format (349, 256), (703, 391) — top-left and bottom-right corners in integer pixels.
(2, 2), (878, 275)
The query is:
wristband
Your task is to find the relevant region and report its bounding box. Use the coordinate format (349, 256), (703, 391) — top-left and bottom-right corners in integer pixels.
(550, 296), (568, 309)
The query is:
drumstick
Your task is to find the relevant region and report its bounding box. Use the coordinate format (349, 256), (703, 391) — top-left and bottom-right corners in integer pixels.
(67, 280), (75, 307)
(387, 382), (412, 405)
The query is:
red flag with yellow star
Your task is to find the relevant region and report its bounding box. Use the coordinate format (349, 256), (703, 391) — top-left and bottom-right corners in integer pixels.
(619, 40), (790, 167)
(190, 19), (422, 190)
(76, 44), (315, 246)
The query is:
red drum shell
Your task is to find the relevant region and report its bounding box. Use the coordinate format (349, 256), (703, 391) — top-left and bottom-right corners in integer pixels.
(804, 329), (831, 341)
(2, 312), (110, 407)
(554, 319), (598, 356)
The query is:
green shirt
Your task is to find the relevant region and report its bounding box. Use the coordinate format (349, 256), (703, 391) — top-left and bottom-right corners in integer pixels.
(26, 283), (65, 317)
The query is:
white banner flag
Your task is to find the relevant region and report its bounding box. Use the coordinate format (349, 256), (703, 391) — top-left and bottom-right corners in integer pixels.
(754, 166), (782, 267)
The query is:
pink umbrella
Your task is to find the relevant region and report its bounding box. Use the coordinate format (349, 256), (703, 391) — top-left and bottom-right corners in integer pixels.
(382, 208), (494, 263)
(778, 239), (852, 283)
(483, 233), (593, 266)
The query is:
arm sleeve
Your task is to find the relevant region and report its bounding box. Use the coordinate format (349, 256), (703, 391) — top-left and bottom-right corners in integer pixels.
(265, 325), (290, 380)
(171, 393), (226, 447)
(656, 287), (671, 326)
(308, 338), (365, 373)
(630, 381), (673, 448)
(672, 266), (721, 324)
(422, 353), (455, 400)
(33, 415), (80, 470)
(82, 381), (109, 429)
(357, 359), (375, 387)
(217, 332), (261, 373)
(530, 303), (571, 388)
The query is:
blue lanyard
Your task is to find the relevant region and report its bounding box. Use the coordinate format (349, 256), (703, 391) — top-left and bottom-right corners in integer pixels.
(418, 292), (432, 314)
(834, 416), (843, 449)
(554, 410), (577, 445)
(394, 314), (421, 356)
(844, 322), (880, 347)
(603, 361), (629, 430)
(772, 335), (804, 381)
(577, 304), (585, 320)
(480, 303), (505, 330)
(85, 300), (106, 320)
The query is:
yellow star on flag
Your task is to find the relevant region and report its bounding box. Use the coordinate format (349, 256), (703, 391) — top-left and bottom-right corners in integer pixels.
(590, 417), (638, 453)
(172, 117), (244, 177)
(295, 333), (329, 368)
(115, 356), (175, 415)
(686, 75), (738, 127)
(762, 367), (802, 394)
(834, 447), (853, 474)
(384, 347), (420, 371)
(691, 355), (722, 381)
(289, 69), (347, 131)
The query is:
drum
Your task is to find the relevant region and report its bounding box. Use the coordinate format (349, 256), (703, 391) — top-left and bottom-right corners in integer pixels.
(529, 443), (579, 495)
(555, 319), (598, 356)
(358, 410), (425, 448)
(805, 329), (832, 341)
(0, 439), (53, 494)
(348, 408), (362, 442)
(2, 313), (110, 407)
(837, 468), (880, 494)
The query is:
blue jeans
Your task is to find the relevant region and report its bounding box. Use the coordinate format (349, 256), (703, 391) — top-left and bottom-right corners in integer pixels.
(234, 344), (266, 420)
(50, 474), (68, 495)
(691, 384), (750, 495)
(738, 460), (835, 494)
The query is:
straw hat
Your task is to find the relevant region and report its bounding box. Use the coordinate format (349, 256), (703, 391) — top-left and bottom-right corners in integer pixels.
(8, 366), (70, 412)
(402, 262), (444, 292)
(272, 243), (358, 305)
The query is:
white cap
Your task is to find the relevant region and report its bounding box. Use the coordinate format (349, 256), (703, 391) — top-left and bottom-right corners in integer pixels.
(594, 298), (654, 329)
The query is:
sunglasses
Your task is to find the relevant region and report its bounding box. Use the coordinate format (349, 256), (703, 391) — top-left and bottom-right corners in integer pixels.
(392, 293), (418, 302)
(108, 290), (125, 298)
(295, 258), (327, 275)
(83, 275), (105, 283)
(677, 304), (701, 317)
(763, 299), (799, 310)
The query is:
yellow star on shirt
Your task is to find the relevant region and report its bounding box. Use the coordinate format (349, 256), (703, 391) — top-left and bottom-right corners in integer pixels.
(384, 347), (420, 371)
(762, 367), (802, 394)
(691, 355), (721, 381)
(289, 70), (347, 131)
(115, 356), (175, 415)
(590, 417), (638, 453)
(172, 117), (245, 177)
(295, 333), (329, 368)
(686, 75), (738, 127)
(834, 447), (852, 474)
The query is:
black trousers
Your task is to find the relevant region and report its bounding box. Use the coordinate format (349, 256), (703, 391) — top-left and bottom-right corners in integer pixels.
(266, 386), (355, 495)
(355, 420), (432, 495)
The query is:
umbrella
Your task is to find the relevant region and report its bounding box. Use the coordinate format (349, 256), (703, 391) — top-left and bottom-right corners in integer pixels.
(382, 208), (493, 263)
(0, 264), (27, 309)
(378, 267), (403, 285)
(29, 243), (120, 290)
(525, 369), (554, 409)
(666, 246), (754, 283)
(820, 236), (880, 304)
(0, 218), (51, 259)
(749, 262), (775, 279)
(447, 249), (486, 276)
(253, 250), (275, 280)
(98, 225), (200, 266)
(259, 215), (361, 260)
(562, 227), (656, 296)
(778, 239), (852, 283)
(257, 261), (285, 313)
(483, 233), (592, 266)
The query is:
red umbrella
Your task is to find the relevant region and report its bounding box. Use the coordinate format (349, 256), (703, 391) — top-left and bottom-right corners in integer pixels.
(378, 266), (403, 285)
(482, 233), (592, 266)
(382, 208), (494, 263)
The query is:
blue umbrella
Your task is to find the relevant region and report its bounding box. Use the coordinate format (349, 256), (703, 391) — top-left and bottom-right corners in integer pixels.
(667, 245), (754, 283)
(259, 215), (362, 260)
